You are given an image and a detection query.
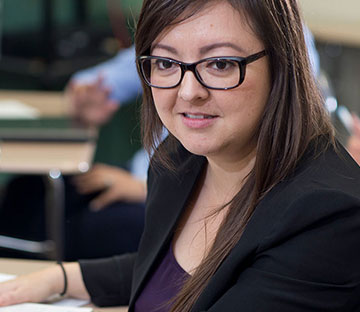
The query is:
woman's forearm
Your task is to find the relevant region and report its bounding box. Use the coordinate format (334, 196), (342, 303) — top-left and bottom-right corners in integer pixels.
(0, 262), (90, 307)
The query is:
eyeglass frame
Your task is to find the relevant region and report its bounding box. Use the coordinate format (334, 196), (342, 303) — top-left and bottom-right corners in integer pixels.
(136, 50), (267, 90)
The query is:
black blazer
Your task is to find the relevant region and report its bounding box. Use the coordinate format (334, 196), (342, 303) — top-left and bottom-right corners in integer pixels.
(80, 141), (360, 311)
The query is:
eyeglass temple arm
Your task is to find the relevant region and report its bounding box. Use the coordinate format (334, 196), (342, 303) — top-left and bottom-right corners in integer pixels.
(245, 50), (267, 64)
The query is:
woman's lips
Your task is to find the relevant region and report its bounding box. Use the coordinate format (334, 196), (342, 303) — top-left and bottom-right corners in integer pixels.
(181, 113), (218, 129)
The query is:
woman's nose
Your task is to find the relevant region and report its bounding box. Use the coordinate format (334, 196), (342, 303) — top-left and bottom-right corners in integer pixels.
(177, 71), (209, 103)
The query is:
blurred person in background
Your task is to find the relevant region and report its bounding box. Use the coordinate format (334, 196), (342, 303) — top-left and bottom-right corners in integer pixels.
(0, 45), (147, 261)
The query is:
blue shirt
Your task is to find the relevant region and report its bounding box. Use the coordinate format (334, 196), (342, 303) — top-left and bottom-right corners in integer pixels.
(72, 46), (142, 104)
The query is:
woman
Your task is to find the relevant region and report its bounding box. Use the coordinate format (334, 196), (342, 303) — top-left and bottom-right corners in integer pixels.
(1, 0), (360, 311)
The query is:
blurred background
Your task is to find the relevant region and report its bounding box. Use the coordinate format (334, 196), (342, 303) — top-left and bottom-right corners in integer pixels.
(301, 0), (360, 116)
(0, 0), (144, 260)
(0, 0), (144, 170)
(0, 0), (142, 90)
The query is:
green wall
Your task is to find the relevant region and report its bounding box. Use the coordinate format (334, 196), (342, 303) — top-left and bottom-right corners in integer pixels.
(2, 0), (143, 33)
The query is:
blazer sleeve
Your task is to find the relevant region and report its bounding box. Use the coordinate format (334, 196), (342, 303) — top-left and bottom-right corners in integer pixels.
(201, 190), (360, 311)
(79, 253), (136, 307)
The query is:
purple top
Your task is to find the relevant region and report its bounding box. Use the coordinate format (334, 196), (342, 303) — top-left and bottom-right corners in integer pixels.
(134, 244), (190, 312)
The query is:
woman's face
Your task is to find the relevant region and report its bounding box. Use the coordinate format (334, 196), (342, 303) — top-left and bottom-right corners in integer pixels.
(150, 1), (271, 164)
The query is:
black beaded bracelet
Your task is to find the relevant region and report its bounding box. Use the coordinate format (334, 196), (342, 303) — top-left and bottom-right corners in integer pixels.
(57, 261), (68, 296)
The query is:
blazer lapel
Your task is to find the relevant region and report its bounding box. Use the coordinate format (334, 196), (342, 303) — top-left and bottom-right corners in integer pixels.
(191, 183), (286, 311)
(130, 151), (206, 306)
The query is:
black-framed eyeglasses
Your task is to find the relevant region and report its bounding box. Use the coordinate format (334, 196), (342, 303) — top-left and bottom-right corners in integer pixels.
(137, 50), (267, 90)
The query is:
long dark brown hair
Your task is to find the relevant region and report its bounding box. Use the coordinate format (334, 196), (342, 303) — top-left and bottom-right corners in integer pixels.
(135, 0), (335, 311)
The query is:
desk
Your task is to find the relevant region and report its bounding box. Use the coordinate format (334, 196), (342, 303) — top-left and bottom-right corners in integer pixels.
(0, 258), (128, 312)
(0, 90), (67, 117)
(0, 90), (97, 260)
(0, 141), (95, 174)
(0, 90), (96, 174)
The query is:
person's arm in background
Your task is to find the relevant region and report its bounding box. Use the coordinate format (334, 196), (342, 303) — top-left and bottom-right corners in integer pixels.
(73, 163), (147, 211)
(66, 45), (141, 127)
(346, 114), (360, 165)
(65, 45), (148, 207)
(303, 24), (320, 79)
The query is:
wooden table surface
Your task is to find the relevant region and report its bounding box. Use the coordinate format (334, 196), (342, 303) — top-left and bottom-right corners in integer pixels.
(0, 141), (96, 174)
(0, 258), (128, 312)
(0, 90), (97, 174)
(0, 90), (68, 117)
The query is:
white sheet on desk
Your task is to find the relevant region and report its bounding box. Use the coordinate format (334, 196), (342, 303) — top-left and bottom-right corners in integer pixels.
(0, 303), (92, 312)
(0, 100), (40, 119)
(53, 299), (90, 307)
(0, 274), (89, 308)
(0, 273), (15, 283)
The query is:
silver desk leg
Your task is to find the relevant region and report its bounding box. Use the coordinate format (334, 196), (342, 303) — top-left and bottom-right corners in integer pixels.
(44, 169), (65, 261)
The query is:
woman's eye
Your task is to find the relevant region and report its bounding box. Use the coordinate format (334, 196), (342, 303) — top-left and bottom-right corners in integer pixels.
(155, 60), (173, 70)
(209, 60), (234, 71)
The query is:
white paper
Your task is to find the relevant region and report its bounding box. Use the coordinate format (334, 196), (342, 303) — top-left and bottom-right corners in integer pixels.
(0, 100), (40, 119)
(52, 299), (90, 308)
(0, 273), (15, 283)
(0, 303), (92, 312)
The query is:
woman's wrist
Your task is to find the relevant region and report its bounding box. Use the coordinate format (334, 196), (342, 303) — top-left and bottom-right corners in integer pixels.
(46, 265), (66, 296)
(63, 262), (90, 300)
(45, 262), (89, 300)
(57, 262), (67, 296)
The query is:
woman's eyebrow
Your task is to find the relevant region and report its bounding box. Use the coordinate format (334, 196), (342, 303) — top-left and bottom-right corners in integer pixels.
(151, 42), (246, 55)
(199, 42), (246, 55)
(151, 43), (178, 55)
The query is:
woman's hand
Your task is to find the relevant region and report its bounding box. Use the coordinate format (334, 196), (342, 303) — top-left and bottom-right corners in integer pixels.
(0, 267), (59, 306)
(0, 263), (89, 307)
(72, 164), (147, 211)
